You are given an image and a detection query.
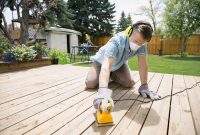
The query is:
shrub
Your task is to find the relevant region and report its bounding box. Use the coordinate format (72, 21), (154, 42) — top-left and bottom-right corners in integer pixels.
(0, 40), (12, 60)
(58, 51), (70, 64)
(48, 49), (60, 59)
(48, 49), (70, 64)
(181, 52), (188, 57)
(33, 43), (49, 57)
(8, 45), (37, 62)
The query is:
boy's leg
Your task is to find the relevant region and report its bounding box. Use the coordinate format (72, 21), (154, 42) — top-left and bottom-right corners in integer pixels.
(85, 61), (101, 89)
(110, 64), (135, 87)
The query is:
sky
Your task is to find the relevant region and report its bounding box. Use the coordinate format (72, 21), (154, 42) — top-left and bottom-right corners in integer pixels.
(109, 0), (150, 23)
(3, 0), (164, 27)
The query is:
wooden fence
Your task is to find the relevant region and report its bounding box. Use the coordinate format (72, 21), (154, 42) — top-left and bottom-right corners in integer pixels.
(92, 34), (200, 55)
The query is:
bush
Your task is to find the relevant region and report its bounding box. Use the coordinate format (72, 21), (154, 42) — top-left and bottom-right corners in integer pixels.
(24, 46), (37, 60)
(0, 40), (12, 60)
(48, 49), (70, 64)
(181, 52), (188, 57)
(48, 49), (60, 59)
(58, 51), (70, 64)
(33, 43), (49, 58)
(8, 45), (37, 62)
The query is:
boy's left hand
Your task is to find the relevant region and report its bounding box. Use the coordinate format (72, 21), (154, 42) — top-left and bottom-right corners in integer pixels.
(139, 83), (161, 100)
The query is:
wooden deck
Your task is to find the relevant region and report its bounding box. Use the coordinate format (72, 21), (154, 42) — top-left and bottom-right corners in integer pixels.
(0, 64), (200, 135)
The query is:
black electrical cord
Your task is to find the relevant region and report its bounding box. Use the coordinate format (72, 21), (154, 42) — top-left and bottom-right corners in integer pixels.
(113, 81), (200, 104)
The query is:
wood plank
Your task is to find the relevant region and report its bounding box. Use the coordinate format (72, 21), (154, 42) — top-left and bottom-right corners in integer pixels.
(23, 83), (124, 135)
(0, 72), (138, 134)
(0, 76), (85, 112)
(119, 74), (171, 135)
(110, 73), (164, 135)
(0, 66), (75, 95)
(184, 75), (200, 135)
(0, 79), (87, 131)
(0, 77), (85, 118)
(36, 72), (142, 135)
(72, 73), (155, 135)
(0, 82), (120, 135)
(0, 68), (88, 104)
(0, 65), (65, 85)
(0, 65), (86, 94)
(168, 75), (195, 135)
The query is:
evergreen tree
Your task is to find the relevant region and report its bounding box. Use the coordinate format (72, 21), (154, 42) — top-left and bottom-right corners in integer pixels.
(46, 0), (75, 28)
(126, 13), (133, 27)
(116, 11), (133, 33)
(67, 0), (90, 34)
(67, 0), (115, 38)
(86, 0), (116, 37)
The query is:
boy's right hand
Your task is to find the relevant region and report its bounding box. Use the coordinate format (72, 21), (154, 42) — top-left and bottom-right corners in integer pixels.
(93, 88), (114, 112)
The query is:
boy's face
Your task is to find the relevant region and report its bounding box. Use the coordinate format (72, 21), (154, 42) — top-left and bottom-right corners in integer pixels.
(129, 31), (147, 46)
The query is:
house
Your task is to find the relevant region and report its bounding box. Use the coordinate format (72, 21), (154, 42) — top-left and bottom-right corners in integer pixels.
(45, 27), (82, 53)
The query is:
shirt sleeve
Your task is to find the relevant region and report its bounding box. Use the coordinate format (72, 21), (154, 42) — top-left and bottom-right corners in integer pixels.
(136, 44), (148, 56)
(104, 37), (119, 59)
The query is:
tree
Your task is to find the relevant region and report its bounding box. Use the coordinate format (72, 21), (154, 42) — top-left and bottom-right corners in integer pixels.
(0, 0), (74, 44)
(68, 0), (115, 38)
(67, 0), (90, 34)
(86, 0), (116, 37)
(139, 0), (162, 34)
(116, 11), (132, 33)
(126, 13), (133, 26)
(45, 0), (74, 28)
(164, 0), (200, 54)
(0, 0), (14, 42)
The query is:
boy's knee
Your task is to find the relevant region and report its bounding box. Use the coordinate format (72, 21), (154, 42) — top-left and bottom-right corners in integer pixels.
(85, 79), (98, 89)
(124, 79), (135, 88)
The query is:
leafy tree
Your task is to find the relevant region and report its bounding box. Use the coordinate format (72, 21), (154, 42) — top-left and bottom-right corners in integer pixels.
(0, 0), (74, 43)
(139, 0), (162, 34)
(164, 0), (200, 54)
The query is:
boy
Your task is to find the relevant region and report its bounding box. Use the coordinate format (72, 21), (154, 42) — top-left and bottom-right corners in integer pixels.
(85, 20), (161, 112)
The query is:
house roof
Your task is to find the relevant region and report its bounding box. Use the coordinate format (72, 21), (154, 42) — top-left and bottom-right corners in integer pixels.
(45, 27), (82, 36)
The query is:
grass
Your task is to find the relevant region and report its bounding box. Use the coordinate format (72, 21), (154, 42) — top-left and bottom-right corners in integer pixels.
(128, 55), (200, 76)
(62, 54), (200, 76)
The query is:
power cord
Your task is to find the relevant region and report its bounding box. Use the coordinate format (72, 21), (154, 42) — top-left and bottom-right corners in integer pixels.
(113, 81), (200, 104)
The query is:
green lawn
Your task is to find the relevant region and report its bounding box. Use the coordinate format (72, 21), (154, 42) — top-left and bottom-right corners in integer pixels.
(66, 55), (200, 76)
(128, 55), (200, 76)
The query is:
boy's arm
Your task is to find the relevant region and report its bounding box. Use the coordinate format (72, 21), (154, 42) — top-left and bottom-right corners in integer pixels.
(99, 56), (115, 88)
(93, 56), (115, 112)
(138, 55), (148, 85)
(137, 55), (161, 100)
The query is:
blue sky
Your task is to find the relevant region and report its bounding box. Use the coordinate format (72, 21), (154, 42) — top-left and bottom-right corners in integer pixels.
(3, 0), (163, 27)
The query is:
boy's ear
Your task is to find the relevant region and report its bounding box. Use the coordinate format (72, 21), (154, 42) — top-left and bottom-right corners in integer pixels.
(125, 26), (133, 37)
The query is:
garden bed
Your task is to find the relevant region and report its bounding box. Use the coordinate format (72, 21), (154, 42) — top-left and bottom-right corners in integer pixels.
(0, 58), (52, 73)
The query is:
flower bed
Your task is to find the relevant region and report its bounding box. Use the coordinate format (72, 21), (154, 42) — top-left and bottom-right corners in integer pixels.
(0, 58), (52, 73)
(0, 40), (70, 72)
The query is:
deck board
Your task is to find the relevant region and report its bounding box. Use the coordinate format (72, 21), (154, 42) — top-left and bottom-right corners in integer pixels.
(0, 65), (199, 135)
(168, 75), (195, 135)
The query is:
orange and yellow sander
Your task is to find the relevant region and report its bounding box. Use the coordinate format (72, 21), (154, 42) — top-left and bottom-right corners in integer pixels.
(95, 103), (114, 126)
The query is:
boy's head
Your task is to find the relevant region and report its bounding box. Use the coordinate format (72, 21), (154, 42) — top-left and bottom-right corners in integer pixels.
(126, 20), (153, 46)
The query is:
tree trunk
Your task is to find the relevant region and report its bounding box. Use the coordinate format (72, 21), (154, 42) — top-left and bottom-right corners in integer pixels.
(180, 36), (187, 54)
(180, 37), (183, 54)
(0, 12), (12, 42)
(0, 24), (12, 42)
(19, 3), (29, 44)
(182, 37), (187, 52)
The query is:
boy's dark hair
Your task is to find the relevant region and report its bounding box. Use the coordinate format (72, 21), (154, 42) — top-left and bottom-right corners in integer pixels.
(132, 21), (153, 42)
